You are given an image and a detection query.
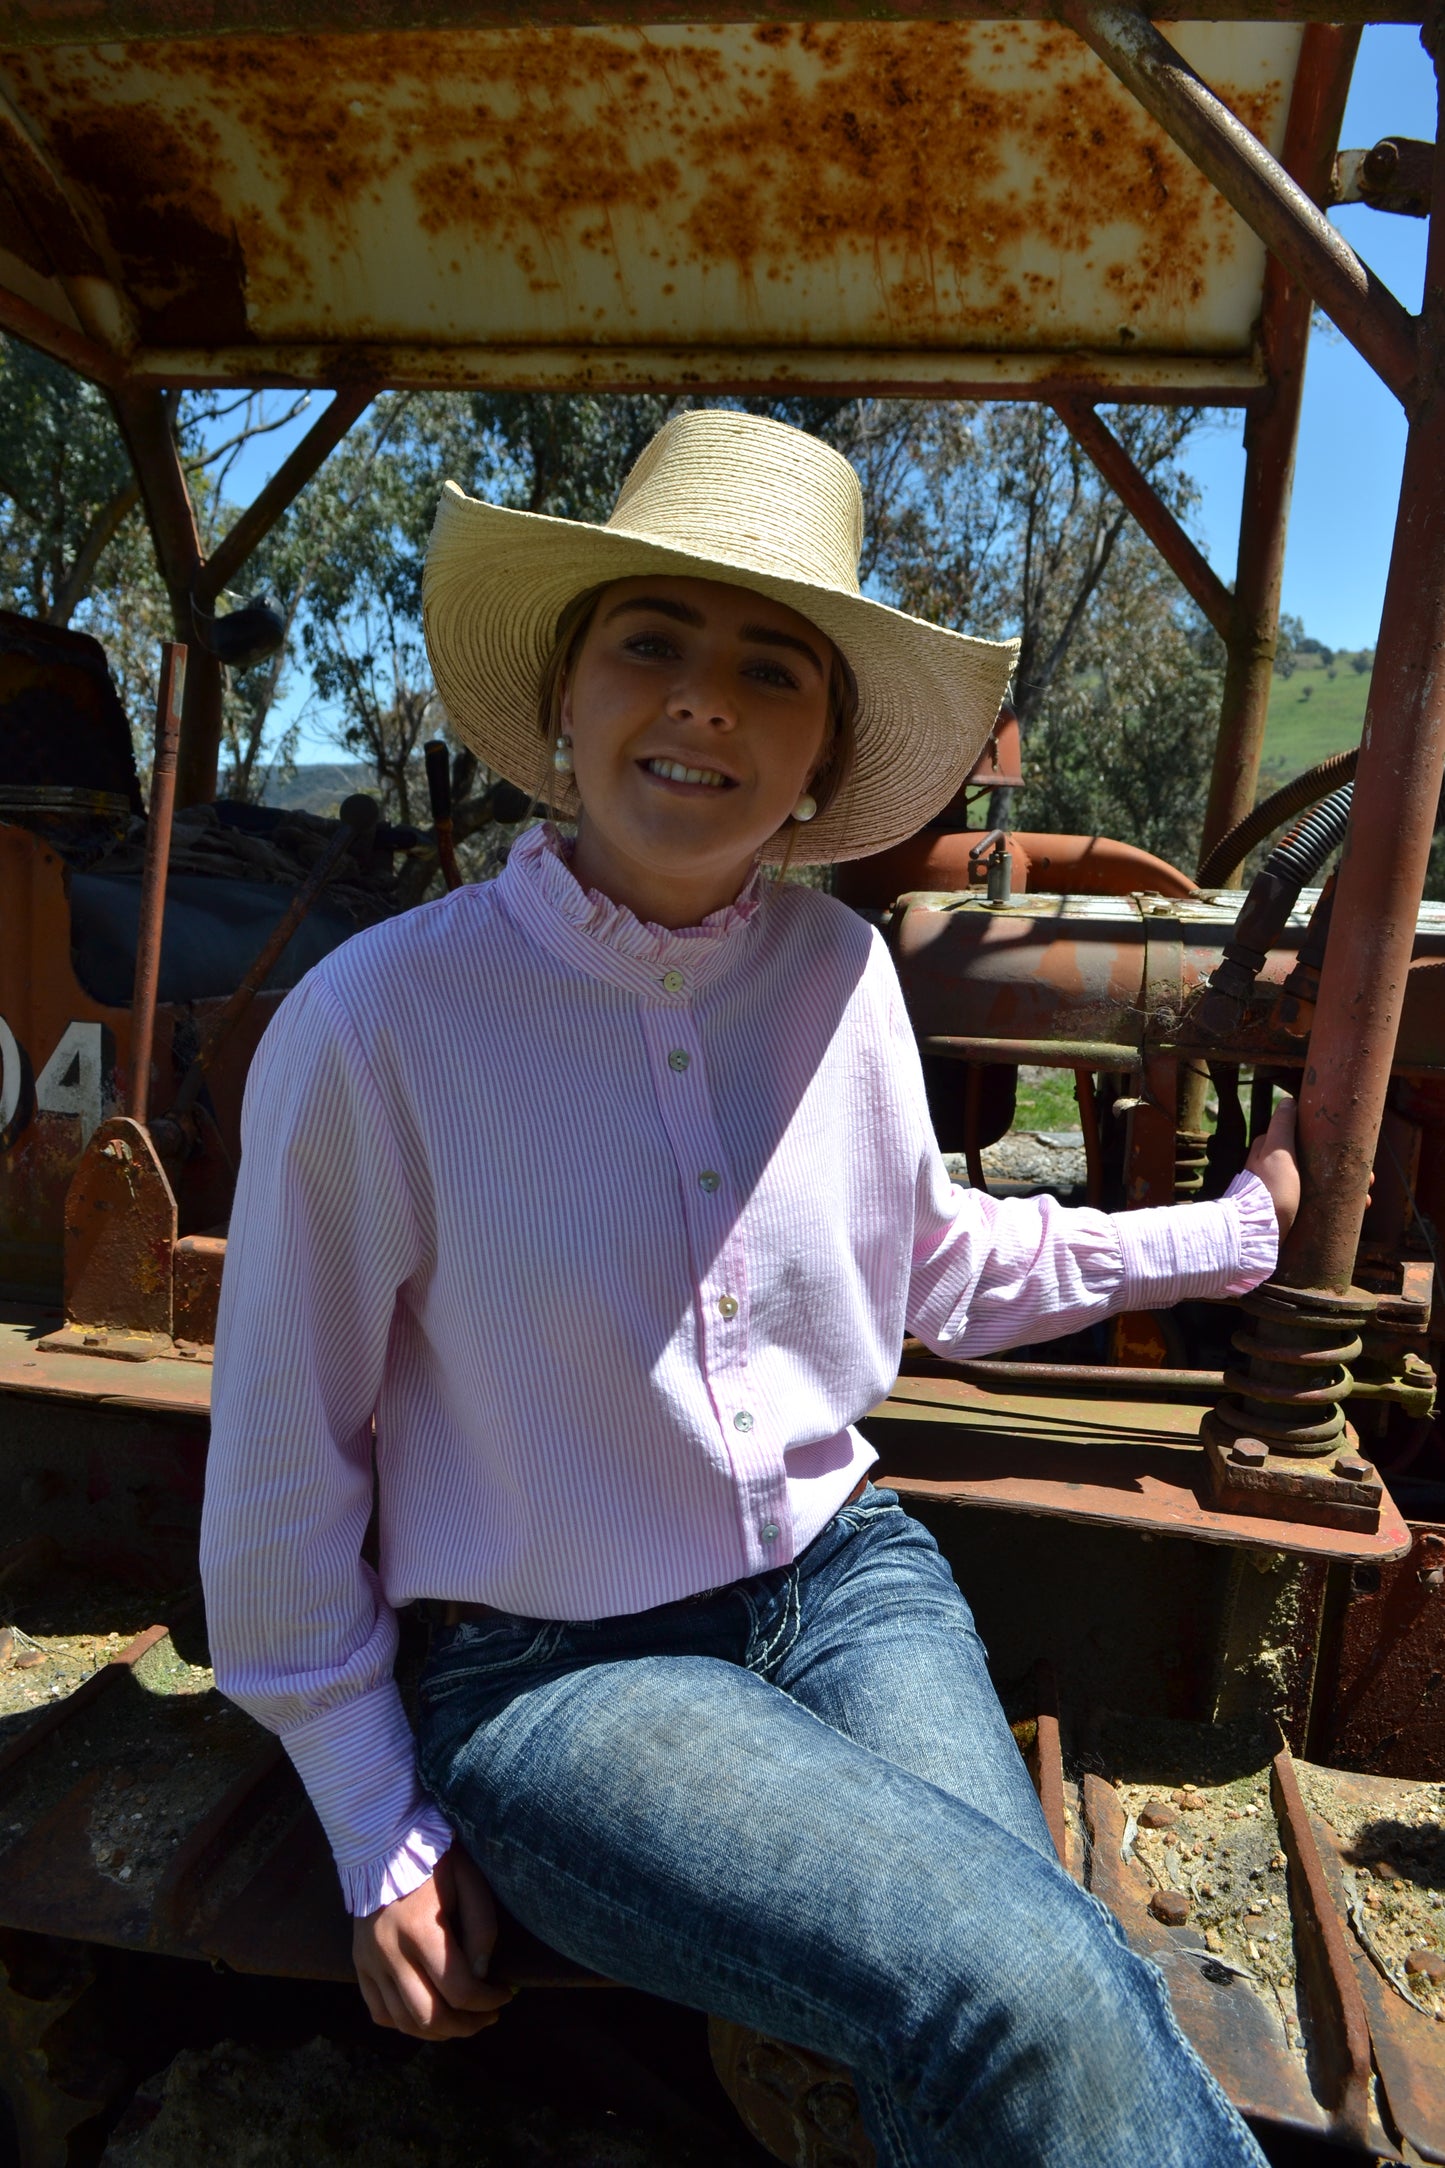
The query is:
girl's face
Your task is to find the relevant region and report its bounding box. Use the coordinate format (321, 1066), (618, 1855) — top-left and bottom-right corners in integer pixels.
(561, 575), (833, 926)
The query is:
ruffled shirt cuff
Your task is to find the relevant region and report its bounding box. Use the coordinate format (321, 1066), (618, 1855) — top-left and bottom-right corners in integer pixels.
(279, 1680), (456, 1917)
(342, 1814), (455, 1919)
(1219, 1169), (1280, 1296)
(1111, 1167), (1278, 1310)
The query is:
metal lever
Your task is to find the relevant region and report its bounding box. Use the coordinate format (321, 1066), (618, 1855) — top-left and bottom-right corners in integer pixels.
(425, 738), (464, 893)
(127, 644), (186, 1127)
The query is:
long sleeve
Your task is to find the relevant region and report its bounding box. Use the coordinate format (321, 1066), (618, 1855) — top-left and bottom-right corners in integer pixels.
(199, 975), (453, 1916)
(907, 1170), (1278, 1355)
(881, 958), (1279, 1354)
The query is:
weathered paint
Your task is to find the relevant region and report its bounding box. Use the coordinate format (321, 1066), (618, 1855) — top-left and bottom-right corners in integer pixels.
(0, 21), (1300, 385)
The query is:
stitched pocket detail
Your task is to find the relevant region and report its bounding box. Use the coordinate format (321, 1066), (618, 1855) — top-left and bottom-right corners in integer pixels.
(419, 1620), (564, 1708)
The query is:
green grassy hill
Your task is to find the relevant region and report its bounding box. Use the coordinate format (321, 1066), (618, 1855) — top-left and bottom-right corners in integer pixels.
(1258, 651), (1370, 788)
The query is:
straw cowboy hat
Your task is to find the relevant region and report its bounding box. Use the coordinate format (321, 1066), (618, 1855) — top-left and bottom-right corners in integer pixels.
(422, 409), (1018, 864)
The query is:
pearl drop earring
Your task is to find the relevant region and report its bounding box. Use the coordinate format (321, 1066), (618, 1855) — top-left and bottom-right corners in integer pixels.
(792, 792), (817, 824)
(553, 734), (575, 775)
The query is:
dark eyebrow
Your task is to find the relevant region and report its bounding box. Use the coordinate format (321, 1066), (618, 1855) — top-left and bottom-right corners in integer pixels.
(603, 595), (705, 628)
(740, 623), (824, 678)
(604, 594), (823, 677)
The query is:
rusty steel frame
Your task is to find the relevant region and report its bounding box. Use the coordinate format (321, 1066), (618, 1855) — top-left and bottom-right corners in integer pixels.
(0, 278), (124, 387)
(113, 382), (379, 805)
(1051, 396), (1233, 637)
(0, 5), (1434, 1526)
(110, 382), (221, 811)
(193, 381), (377, 609)
(1281, 49), (1445, 1295)
(0, 0), (1422, 34)
(125, 644), (183, 1128)
(1057, 1), (1419, 405)
(1202, 21), (1361, 870)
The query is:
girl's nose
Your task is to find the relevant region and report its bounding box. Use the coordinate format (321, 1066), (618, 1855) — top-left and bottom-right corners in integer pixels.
(667, 673), (737, 730)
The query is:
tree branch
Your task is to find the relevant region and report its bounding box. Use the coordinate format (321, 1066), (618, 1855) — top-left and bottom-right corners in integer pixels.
(47, 478), (139, 627)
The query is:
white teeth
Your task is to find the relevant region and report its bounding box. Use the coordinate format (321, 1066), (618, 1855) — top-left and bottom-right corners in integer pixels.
(647, 759), (728, 788)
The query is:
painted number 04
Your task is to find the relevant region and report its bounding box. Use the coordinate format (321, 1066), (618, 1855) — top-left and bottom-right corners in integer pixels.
(0, 1019), (106, 1149)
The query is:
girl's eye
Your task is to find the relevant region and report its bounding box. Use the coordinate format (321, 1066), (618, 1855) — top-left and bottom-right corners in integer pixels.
(747, 659), (801, 691)
(622, 631), (678, 659)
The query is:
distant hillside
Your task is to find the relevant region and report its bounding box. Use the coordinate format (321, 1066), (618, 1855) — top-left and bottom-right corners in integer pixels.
(252, 761), (375, 815)
(1259, 651), (1370, 787)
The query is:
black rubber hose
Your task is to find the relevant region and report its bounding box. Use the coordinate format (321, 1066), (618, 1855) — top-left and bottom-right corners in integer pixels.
(1264, 781), (1353, 889)
(1191, 782), (1353, 1039)
(1196, 743), (1358, 888)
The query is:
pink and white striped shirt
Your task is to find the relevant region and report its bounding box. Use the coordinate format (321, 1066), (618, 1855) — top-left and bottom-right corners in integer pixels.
(200, 823), (1277, 1915)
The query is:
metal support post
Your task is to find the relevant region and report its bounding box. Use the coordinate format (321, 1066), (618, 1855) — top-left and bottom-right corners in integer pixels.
(1199, 25), (1360, 873)
(1205, 32), (1445, 1528)
(127, 644), (184, 1128)
(1283, 34), (1445, 1296)
(110, 383), (221, 810)
(1051, 397), (1232, 638)
(114, 383), (376, 808)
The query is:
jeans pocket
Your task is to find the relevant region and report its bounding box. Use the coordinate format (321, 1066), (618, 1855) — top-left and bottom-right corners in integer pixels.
(419, 1619), (564, 1710)
(416, 1619), (569, 1796)
(836, 1481), (902, 1530)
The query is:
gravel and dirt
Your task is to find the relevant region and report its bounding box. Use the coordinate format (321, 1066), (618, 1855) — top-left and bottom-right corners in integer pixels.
(1296, 1765), (1445, 2018)
(97, 1996), (775, 2168)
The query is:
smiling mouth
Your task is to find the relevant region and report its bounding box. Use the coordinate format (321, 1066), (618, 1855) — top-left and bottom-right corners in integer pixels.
(642, 758), (737, 791)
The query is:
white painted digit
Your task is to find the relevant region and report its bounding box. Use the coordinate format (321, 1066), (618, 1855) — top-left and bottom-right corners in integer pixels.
(0, 1015), (20, 1135)
(35, 1021), (104, 1148)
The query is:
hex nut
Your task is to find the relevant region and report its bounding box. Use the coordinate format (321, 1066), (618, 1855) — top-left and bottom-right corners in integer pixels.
(1230, 1438), (1269, 1468)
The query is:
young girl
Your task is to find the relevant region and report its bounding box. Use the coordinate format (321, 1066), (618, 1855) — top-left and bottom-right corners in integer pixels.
(201, 410), (1296, 2168)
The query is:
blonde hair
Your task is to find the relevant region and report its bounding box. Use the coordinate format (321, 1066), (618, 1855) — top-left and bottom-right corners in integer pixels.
(535, 583), (858, 837)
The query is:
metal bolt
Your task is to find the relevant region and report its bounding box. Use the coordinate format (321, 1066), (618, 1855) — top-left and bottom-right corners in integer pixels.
(101, 1138), (132, 1163)
(1417, 1534), (1445, 1590)
(1230, 1438), (1269, 1468)
(1334, 1454), (1373, 1483)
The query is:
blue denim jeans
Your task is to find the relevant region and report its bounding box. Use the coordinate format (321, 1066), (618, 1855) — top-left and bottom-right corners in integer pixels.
(416, 1484), (1266, 2168)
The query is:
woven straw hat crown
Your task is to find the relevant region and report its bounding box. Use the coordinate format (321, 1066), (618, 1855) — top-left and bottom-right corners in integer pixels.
(423, 408), (1018, 863)
(607, 411), (865, 594)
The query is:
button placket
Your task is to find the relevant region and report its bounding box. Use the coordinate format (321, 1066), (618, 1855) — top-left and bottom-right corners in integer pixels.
(639, 1010), (776, 1550)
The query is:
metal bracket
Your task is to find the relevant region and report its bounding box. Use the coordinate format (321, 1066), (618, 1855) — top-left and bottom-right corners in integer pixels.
(38, 1116), (177, 1361)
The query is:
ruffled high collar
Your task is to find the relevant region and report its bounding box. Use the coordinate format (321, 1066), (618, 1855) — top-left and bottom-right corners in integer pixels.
(495, 822), (765, 998)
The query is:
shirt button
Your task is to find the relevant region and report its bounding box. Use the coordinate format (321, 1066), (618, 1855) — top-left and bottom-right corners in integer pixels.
(698, 1170), (720, 1193)
(717, 1294), (739, 1319)
(667, 1048), (690, 1073)
(733, 1409), (754, 1432)
(760, 1521), (780, 1543)
(662, 969), (686, 994)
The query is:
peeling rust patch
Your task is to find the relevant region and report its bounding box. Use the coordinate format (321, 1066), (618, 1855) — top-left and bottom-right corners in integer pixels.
(38, 101), (248, 343)
(0, 21), (1295, 359)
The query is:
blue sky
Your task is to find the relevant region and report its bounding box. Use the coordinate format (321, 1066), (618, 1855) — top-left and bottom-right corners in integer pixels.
(223, 24), (1430, 763)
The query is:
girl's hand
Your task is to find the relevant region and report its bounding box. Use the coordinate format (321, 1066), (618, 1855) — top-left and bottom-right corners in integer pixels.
(1244, 1096), (1301, 1242)
(353, 1844), (511, 2039)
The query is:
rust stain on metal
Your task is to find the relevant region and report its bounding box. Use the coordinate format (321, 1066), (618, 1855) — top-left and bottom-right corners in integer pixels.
(0, 23), (1292, 358)
(865, 1373), (1413, 1561)
(1269, 1748), (1374, 2148)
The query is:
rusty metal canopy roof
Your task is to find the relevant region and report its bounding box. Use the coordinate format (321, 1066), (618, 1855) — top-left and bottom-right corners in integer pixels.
(0, 13), (1343, 401)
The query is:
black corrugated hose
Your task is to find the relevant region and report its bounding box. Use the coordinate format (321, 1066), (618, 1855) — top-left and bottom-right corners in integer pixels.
(1196, 744), (1358, 889)
(1191, 782), (1354, 1038)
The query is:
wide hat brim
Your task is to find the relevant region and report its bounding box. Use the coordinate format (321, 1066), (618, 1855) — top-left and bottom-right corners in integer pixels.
(422, 479), (1018, 865)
